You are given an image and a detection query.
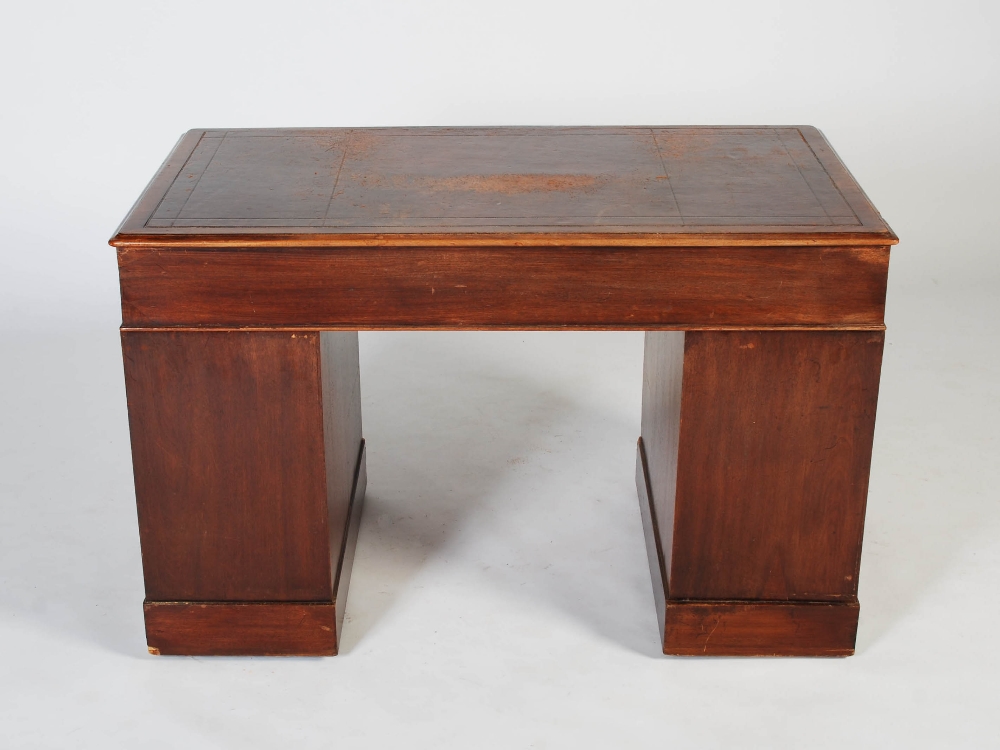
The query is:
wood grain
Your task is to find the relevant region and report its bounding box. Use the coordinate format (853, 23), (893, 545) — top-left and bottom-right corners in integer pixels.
(122, 331), (363, 603)
(638, 439), (862, 656)
(662, 601), (860, 657)
(333, 441), (367, 644)
(669, 330), (883, 601)
(321, 331), (364, 602)
(143, 441), (366, 656)
(144, 602), (338, 656)
(117, 245), (890, 329)
(639, 334), (685, 589)
(636, 437), (669, 640)
(638, 331), (882, 655)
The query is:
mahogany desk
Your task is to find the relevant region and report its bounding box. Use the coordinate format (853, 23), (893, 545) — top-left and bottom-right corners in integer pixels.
(111, 127), (896, 657)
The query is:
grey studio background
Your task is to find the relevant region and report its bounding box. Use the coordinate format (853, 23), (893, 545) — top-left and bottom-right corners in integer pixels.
(1, 1), (997, 747)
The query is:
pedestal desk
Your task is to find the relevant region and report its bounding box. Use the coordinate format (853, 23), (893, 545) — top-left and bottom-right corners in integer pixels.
(111, 127), (896, 657)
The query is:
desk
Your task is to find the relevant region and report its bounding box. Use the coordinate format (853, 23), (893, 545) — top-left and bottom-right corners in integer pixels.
(111, 127), (896, 656)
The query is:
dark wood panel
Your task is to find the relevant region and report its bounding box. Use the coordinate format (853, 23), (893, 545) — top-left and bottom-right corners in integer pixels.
(111, 126), (896, 245)
(668, 330), (884, 601)
(662, 601), (859, 657)
(320, 332), (364, 592)
(636, 438), (668, 639)
(143, 444), (367, 657)
(122, 331), (363, 602)
(638, 437), (861, 656)
(144, 602), (338, 656)
(334, 442), (367, 643)
(117, 245), (889, 329)
(638, 334), (684, 594)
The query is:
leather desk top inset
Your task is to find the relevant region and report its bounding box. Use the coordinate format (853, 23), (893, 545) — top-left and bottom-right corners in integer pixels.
(112, 126), (896, 247)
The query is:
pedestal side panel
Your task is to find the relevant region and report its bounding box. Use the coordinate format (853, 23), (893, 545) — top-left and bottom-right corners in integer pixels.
(640, 332), (686, 592)
(122, 331), (334, 601)
(320, 332), (363, 589)
(669, 330), (884, 601)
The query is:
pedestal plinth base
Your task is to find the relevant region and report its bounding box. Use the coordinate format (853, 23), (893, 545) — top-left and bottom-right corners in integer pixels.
(636, 438), (860, 657)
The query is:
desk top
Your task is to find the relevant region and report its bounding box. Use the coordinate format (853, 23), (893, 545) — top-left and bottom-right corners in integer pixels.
(111, 127), (895, 248)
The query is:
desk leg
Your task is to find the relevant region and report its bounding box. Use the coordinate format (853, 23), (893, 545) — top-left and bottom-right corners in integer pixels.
(121, 330), (365, 656)
(637, 330), (883, 656)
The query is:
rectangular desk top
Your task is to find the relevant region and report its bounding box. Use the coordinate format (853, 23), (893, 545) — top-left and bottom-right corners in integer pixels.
(111, 127), (896, 248)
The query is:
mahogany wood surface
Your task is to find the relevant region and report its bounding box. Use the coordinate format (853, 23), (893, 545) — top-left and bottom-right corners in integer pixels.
(114, 126), (895, 657)
(320, 332), (365, 604)
(143, 446), (366, 656)
(144, 602), (339, 657)
(636, 436), (670, 640)
(116, 245), (889, 329)
(638, 439), (861, 656)
(123, 330), (365, 654)
(639, 332), (685, 600)
(662, 601), (860, 657)
(672, 330), (882, 601)
(333, 442), (367, 645)
(637, 330), (882, 655)
(123, 331), (333, 601)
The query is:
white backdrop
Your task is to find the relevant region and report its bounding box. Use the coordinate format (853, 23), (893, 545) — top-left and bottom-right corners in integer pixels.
(1, 1), (998, 747)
